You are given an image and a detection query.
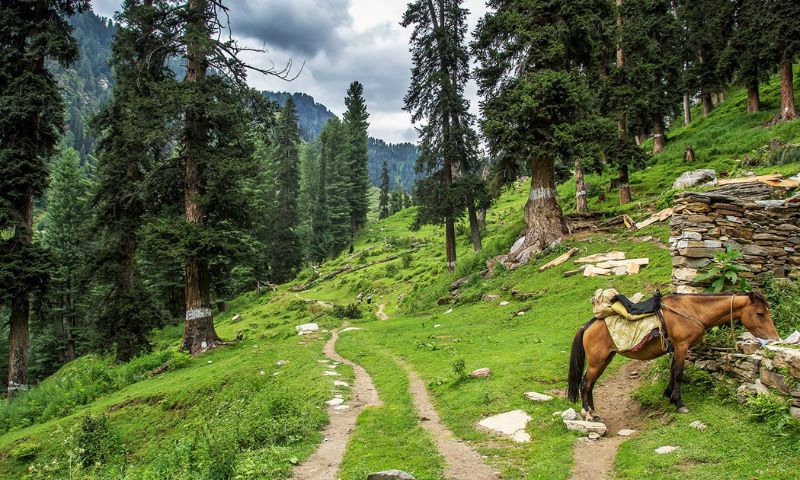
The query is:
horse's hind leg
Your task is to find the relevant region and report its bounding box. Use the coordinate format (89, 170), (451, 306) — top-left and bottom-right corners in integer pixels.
(581, 351), (615, 421)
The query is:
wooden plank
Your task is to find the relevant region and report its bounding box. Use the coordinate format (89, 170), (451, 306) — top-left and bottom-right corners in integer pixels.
(595, 258), (650, 269)
(717, 174), (782, 186)
(583, 265), (612, 277)
(539, 247), (580, 272)
(575, 251), (626, 264)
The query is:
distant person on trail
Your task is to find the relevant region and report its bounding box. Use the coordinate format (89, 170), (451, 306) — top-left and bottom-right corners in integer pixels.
(357, 293), (363, 303)
(366, 294), (372, 305)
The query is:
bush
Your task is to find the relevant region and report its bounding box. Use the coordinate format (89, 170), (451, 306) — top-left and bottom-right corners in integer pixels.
(385, 262), (399, 278)
(9, 441), (39, 461)
(332, 303), (362, 319)
(77, 414), (122, 467)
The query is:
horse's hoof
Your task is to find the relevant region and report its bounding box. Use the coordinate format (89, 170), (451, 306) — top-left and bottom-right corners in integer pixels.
(676, 406), (690, 414)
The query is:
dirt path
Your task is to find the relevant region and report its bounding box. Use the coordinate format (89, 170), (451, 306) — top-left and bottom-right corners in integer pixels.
(399, 359), (501, 480)
(375, 303), (388, 321)
(570, 360), (648, 480)
(292, 324), (382, 480)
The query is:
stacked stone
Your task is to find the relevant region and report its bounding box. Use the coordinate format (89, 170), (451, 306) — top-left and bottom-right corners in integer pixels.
(688, 341), (800, 409)
(670, 188), (800, 292)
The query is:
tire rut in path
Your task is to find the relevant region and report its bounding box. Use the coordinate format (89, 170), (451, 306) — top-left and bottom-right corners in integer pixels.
(292, 323), (382, 480)
(570, 360), (648, 480)
(398, 359), (501, 480)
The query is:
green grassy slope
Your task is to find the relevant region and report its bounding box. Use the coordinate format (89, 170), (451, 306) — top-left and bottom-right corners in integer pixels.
(1, 70), (799, 479)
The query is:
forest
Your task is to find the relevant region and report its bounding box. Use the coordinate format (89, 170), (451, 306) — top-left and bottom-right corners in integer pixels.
(1, 0), (799, 479)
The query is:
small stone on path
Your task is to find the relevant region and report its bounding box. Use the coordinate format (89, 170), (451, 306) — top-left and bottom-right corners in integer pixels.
(618, 429), (636, 437)
(499, 301), (510, 306)
(367, 470), (417, 480)
(325, 398), (344, 406)
(333, 380), (350, 388)
(478, 410), (531, 443)
(469, 367), (491, 378)
(588, 432), (601, 440)
(555, 408), (579, 421)
(485, 294), (500, 301)
(296, 322), (319, 335)
(524, 391), (553, 402)
(276, 360), (288, 366)
(655, 446), (679, 454)
(564, 420), (607, 436)
(689, 420), (707, 431)
(322, 370), (340, 376)
(333, 405), (350, 410)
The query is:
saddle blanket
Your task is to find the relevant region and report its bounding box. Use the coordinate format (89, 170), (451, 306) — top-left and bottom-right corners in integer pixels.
(604, 314), (662, 353)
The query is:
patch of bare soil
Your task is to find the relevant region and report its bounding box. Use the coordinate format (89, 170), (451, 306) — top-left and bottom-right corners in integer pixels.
(292, 323), (382, 480)
(399, 359), (500, 480)
(376, 303), (389, 321)
(570, 360), (648, 480)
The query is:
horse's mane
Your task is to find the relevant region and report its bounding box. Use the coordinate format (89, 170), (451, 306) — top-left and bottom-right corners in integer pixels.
(666, 291), (768, 307)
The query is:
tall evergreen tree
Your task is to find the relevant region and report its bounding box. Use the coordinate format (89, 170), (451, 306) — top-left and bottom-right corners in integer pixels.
(321, 118), (352, 256)
(0, 0), (88, 397)
(403, 0), (485, 270)
(765, 0), (800, 123)
(390, 188), (405, 215)
(474, 0), (612, 263)
(726, 0), (771, 113)
(91, 0), (169, 361)
(42, 148), (94, 364)
(308, 140), (333, 262)
(342, 82), (370, 238)
(379, 161), (390, 219)
(268, 98), (303, 283)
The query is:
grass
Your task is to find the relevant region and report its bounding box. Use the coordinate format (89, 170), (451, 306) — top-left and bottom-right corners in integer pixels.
(1, 67), (800, 479)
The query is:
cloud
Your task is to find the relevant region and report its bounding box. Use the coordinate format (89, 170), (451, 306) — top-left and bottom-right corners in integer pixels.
(230, 0), (351, 57)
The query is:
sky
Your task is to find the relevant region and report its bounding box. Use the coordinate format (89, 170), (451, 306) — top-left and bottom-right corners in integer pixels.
(91, 0), (488, 144)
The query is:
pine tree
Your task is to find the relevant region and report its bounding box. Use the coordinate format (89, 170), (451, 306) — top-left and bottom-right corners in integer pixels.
(321, 118), (352, 256)
(342, 82), (370, 237)
(765, 0), (800, 123)
(308, 140), (333, 262)
(474, 0), (612, 264)
(379, 161), (390, 219)
(402, 0), (486, 269)
(268, 98), (303, 283)
(42, 148), (94, 364)
(390, 188), (404, 215)
(0, 0), (88, 397)
(726, 0), (771, 113)
(91, 0), (168, 361)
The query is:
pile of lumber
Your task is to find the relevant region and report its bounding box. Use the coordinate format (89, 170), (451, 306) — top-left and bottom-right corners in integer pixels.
(717, 173), (799, 189)
(563, 251), (650, 277)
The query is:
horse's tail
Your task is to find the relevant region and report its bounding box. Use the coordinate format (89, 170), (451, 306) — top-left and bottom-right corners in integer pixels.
(567, 318), (596, 403)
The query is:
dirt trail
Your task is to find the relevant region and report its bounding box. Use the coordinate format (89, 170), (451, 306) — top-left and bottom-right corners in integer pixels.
(570, 360), (648, 480)
(292, 324), (382, 480)
(399, 359), (501, 480)
(375, 303), (389, 321)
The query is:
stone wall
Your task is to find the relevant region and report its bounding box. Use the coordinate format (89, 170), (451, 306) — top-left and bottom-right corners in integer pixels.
(688, 337), (800, 411)
(670, 187), (800, 292)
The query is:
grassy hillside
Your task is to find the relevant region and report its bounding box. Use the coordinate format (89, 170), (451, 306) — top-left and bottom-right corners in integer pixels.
(1, 71), (799, 479)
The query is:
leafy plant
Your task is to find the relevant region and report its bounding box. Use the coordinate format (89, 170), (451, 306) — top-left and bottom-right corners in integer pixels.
(331, 303), (362, 319)
(452, 358), (467, 381)
(694, 247), (752, 292)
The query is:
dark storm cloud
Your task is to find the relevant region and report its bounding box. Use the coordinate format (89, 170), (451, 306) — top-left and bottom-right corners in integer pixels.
(231, 0), (351, 57)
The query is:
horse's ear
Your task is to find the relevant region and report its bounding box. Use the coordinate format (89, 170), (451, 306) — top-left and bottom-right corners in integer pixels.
(748, 290), (766, 306)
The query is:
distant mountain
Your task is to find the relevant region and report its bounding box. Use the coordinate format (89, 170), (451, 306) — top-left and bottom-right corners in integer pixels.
(263, 91), (419, 191)
(52, 11), (116, 160)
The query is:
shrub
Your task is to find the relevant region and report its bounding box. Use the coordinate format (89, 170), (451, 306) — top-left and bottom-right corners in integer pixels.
(452, 358), (467, 381)
(385, 262), (399, 278)
(76, 414), (122, 467)
(694, 247), (752, 292)
(401, 252), (413, 269)
(332, 303), (362, 319)
(9, 441), (39, 461)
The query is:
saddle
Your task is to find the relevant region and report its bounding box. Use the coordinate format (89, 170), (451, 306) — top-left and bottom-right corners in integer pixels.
(592, 289), (666, 353)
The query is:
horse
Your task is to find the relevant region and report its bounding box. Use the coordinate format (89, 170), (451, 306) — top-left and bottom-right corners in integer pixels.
(567, 292), (780, 420)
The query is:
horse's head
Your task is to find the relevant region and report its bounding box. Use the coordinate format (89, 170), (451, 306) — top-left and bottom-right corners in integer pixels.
(740, 292), (780, 341)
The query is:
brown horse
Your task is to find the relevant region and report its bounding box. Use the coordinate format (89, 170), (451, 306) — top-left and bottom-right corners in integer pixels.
(567, 292), (779, 420)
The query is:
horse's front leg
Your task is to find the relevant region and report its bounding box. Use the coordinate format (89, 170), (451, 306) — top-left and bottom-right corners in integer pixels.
(668, 346), (689, 413)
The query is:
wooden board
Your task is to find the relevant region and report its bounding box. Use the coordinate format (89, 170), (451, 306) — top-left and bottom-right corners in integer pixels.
(575, 251), (626, 264)
(539, 247), (580, 272)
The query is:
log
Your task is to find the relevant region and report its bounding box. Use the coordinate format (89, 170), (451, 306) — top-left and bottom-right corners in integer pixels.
(539, 247), (580, 271)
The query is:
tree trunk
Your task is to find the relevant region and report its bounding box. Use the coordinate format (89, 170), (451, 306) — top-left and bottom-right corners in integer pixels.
(772, 62), (798, 124)
(701, 91), (713, 116)
(181, 0), (222, 355)
(683, 93), (691, 125)
(7, 194), (33, 398)
(710, 93), (719, 106)
(477, 208), (486, 229)
(507, 159), (564, 265)
(574, 158), (589, 215)
(467, 204), (482, 252)
(747, 83), (760, 113)
(652, 116), (666, 153)
(718, 91), (725, 103)
(618, 163), (631, 205)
